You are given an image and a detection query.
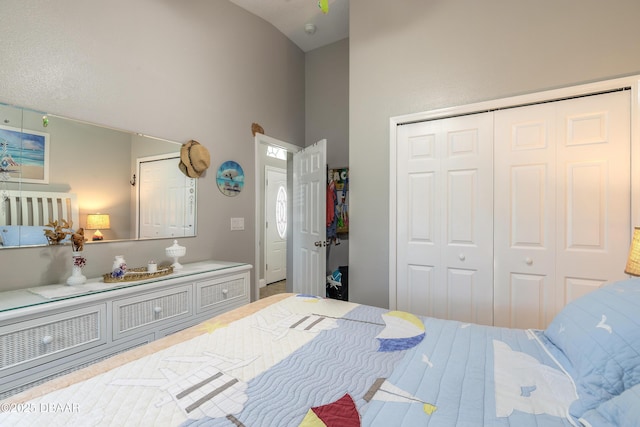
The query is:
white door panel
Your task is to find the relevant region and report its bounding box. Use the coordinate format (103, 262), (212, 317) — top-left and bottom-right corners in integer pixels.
(554, 92), (630, 310)
(265, 166), (287, 284)
(494, 103), (557, 328)
(394, 85), (632, 329)
(397, 113), (494, 325)
(138, 156), (196, 239)
(292, 140), (326, 296)
(494, 91), (630, 328)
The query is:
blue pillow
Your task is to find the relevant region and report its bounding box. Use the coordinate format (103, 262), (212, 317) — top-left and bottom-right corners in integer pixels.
(544, 279), (640, 418)
(579, 383), (640, 427)
(0, 225), (50, 246)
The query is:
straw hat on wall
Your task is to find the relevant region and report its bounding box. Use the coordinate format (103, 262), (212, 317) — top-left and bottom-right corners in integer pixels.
(179, 140), (211, 178)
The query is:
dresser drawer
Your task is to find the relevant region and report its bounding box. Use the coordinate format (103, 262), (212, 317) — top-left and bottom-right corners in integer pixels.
(195, 273), (248, 314)
(113, 285), (192, 340)
(0, 305), (106, 373)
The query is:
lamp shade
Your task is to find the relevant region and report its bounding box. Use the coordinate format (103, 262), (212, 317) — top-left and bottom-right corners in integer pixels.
(625, 227), (640, 276)
(86, 214), (110, 230)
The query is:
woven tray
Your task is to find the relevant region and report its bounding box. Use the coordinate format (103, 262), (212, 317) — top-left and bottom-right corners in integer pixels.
(103, 265), (174, 283)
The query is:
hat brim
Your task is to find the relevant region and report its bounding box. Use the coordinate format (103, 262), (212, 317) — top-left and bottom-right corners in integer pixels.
(179, 141), (207, 178)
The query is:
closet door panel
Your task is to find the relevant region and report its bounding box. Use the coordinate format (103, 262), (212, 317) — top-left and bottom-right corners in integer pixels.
(507, 273), (550, 329)
(396, 123), (442, 316)
(494, 104), (557, 328)
(396, 114), (493, 324)
(495, 91), (631, 328)
(399, 265), (436, 319)
(446, 268), (486, 324)
(564, 277), (603, 304)
(441, 115), (494, 325)
(565, 161), (606, 248)
(555, 91), (631, 312)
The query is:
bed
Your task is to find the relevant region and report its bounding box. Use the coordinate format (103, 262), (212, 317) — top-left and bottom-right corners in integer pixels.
(0, 190), (79, 247)
(1, 280), (639, 426)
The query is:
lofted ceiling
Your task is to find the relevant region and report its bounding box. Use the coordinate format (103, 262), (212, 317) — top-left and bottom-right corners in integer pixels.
(228, 0), (349, 52)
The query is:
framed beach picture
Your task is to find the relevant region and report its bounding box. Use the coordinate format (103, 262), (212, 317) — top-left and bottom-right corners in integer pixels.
(216, 160), (245, 197)
(0, 125), (50, 184)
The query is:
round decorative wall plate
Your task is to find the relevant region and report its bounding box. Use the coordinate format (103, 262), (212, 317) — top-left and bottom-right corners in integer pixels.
(216, 160), (245, 197)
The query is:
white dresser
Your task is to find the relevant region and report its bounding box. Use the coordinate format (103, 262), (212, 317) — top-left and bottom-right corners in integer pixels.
(0, 260), (251, 399)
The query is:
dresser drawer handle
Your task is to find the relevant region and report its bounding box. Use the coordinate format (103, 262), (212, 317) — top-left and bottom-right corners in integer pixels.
(222, 289), (228, 295)
(42, 335), (54, 345)
(153, 306), (163, 314)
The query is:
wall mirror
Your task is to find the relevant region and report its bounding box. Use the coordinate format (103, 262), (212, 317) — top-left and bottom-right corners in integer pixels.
(0, 102), (197, 248)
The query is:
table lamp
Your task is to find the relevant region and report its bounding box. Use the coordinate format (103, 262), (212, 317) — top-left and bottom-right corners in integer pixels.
(86, 213), (110, 241)
(625, 227), (640, 276)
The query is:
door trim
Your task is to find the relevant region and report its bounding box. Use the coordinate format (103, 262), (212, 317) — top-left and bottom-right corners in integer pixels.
(254, 133), (301, 302)
(389, 75), (640, 311)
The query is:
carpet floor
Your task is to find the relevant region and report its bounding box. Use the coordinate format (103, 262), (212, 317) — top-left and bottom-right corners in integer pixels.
(259, 280), (286, 299)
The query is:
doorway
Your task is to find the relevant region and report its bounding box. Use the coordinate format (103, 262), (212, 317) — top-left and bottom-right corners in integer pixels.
(254, 134), (300, 301)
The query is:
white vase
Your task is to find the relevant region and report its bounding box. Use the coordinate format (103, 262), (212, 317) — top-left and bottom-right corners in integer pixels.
(165, 240), (186, 270)
(67, 252), (87, 285)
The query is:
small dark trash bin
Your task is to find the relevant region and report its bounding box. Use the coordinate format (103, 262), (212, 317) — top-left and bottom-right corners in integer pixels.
(338, 266), (348, 301)
(326, 266), (349, 301)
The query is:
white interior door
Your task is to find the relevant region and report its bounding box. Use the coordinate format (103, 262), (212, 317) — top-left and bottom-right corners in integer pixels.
(292, 139), (326, 296)
(265, 166), (287, 284)
(396, 114), (494, 325)
(494, 103), (558, 328)
(138, 156), (196, 238)
(493, 90), (631, 328)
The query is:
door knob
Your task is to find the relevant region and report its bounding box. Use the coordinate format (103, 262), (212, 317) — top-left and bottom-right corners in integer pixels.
(314, 241), (327, 247)
(525, 257), (533, 265)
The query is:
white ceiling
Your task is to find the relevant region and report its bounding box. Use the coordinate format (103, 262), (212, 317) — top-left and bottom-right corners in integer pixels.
(228, 0), (349, 52)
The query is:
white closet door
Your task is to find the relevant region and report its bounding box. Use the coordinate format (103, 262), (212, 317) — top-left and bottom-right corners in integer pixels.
(139, 157), (196, 239)
(554, 91), (630, 310)
(494, 91), (630, 328)
(494, 103), (558, 328)
(397, 113), (494, 325)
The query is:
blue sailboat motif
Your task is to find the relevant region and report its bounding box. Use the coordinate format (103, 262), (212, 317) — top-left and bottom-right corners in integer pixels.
(375, 311), (426, 352)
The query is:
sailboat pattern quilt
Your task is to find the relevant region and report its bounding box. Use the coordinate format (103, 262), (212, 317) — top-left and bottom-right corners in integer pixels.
(0, 294), (578, 426)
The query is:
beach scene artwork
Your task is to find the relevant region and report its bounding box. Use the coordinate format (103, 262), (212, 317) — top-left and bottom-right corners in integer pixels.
(216, 160), (244, 197)
(0, 125), (49, 183)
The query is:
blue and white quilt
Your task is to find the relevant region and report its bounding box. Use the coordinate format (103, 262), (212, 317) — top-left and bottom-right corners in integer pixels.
(0, 294), (579, 426)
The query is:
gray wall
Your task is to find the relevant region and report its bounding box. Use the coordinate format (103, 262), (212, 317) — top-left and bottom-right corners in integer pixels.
(349, 0), (640, 308)
(306, 38), (349, 165)
(306, 38), (350, 275)
(0, 0), (304, 290)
